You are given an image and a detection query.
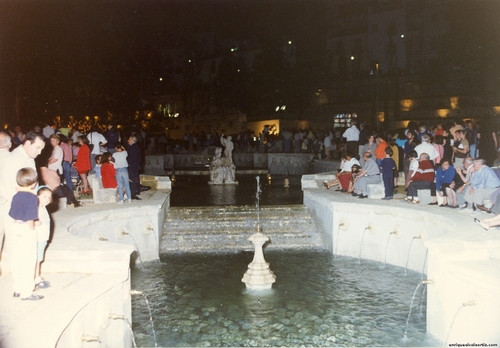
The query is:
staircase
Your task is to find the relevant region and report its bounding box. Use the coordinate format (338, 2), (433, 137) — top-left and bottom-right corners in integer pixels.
(161, 205), (323, 253)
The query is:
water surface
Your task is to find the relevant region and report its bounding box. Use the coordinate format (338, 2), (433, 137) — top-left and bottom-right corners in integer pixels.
(131, 250), (439, 347)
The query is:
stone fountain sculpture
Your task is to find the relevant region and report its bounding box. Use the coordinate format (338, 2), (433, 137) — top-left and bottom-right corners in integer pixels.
(208, 135), (238, 185)
(242, 176), (276, 290)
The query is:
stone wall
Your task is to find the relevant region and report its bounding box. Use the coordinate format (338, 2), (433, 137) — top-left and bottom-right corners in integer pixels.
(144, 153), (324, 175)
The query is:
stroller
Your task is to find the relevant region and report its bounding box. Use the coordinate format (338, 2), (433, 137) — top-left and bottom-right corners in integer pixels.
(70, 164), (84, 199)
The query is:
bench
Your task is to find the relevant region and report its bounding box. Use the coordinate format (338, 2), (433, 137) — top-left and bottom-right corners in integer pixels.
(88, 174), (117, 204)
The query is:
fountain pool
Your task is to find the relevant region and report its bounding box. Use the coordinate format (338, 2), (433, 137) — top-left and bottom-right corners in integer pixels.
(131, 250), (440, 347)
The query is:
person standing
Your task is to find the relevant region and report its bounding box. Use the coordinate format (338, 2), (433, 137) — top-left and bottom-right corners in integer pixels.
(380, 147), (396, 200)
(453, 130), (469, 169)
(127, 135), (142, 200)
(0, 132), (45, 279)
(113, 142), (132, 204)
(8, 167), (43, 300)
(0, 131), (11, 165)
(342, 121), (360, 157)
(59, 135), (73, 191)
(104, 123), (120, 154)
(74, 135), (92, 195)
(87, 125), (107, 169)
(477, 119), (499, 167)
(358, 122), (369, 159)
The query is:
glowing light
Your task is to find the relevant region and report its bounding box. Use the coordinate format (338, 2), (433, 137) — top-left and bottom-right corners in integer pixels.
(275, 106), (280, 112)
(377, 112), (385, 122)
(350, 56), (355, 60)
(288, 41), (292, 45)
(400, 99), (414, 111)
(159, 77), (163, 81)
(450, 97), (459, 109)
(435, 109), (450, 118)
(401, 34), (405, 38)
(281, 106), (286, 110)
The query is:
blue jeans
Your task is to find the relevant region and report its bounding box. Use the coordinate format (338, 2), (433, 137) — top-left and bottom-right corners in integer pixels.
(63, 161), (73, 191)
(116, 167), (132, 201)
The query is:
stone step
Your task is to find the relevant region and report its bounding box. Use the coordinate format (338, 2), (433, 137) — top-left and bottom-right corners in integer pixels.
(161, 205), (322, 253)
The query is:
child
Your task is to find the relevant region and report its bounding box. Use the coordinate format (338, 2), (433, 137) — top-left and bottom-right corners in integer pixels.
(9, 167), (44, 300)
(380, 147), (396, 200)
(100, 152), (118, 190)
(93, 154), (103, 178)
(113, 142), (132, 204)
(34, 186), (52, 289)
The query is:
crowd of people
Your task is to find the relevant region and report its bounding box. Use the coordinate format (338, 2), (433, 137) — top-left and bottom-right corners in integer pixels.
(322, 118), (500, 232)
(0, 121), (150, 301)
(0, 117), (498, 300)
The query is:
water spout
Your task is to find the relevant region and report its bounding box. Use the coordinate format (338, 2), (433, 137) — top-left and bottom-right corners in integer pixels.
(81, 336), (100, 342)
(404, 237), (421, 275)
(444, 300), (476, 346)
(358, 226), (370, 263)
(130, 291), (158, 347)
(122, 232), (144, 270)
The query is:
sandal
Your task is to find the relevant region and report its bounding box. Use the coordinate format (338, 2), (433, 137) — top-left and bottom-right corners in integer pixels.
(473, 218), (489, 231)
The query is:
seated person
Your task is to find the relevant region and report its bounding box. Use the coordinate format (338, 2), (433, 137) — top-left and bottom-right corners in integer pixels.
(351, 152), (381, 199)
(453, 157), (474, 209)
(464, 158), (500, 213)
(404, 153), (438, 205)
(40, 166), (83, 208)
(435, 159), (456, 207)
(323, 152), (360, 191)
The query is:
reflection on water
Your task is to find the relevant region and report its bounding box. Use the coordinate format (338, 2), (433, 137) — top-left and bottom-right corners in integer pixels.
(131, 250), (440, 347)
(170, 175), (303, 207)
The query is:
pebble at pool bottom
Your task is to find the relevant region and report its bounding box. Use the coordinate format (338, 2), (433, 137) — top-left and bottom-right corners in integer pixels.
(131, 250), (440, 347)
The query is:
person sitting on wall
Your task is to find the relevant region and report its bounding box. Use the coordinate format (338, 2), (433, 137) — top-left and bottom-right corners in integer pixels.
(403, 153), (438, 205)
(40, 166), (83, 208)
(351, 152), (381, 199)
(323, 152), (360, 191)
(435, 159), (456, 207)
(464, 158), (500, 213)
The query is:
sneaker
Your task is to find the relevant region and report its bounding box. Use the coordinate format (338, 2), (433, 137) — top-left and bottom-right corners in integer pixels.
(459, 203), (468, 209)
(382, 196), (393, 200)
(117, 200), (124, 204)
(127, 199), (132, 203)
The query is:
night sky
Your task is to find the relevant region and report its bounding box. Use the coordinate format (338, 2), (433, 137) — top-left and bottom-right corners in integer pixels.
(1, 0), (499, 126)
(0, 0), (330, 122)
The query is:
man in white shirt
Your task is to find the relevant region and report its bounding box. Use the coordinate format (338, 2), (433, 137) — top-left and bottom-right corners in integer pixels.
(414, 134), (438, 163)
(342, 121), (360, 157)
(87, 126), (107, 168)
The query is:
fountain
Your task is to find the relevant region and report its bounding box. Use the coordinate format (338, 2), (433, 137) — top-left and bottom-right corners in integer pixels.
(130, 176), (440, 346)
(241, 176), (276, 290)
